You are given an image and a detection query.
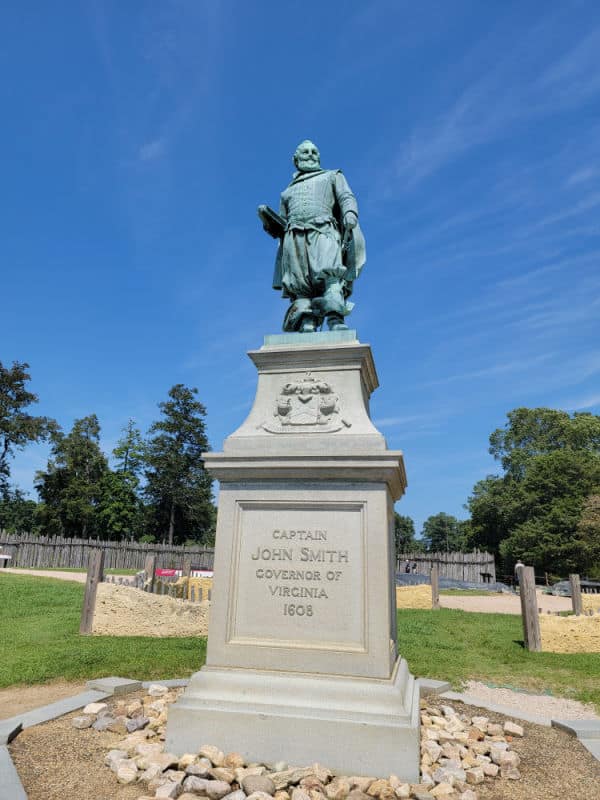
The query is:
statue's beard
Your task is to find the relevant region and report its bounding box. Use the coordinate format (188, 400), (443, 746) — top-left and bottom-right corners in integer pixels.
(296, 159), (321, 172)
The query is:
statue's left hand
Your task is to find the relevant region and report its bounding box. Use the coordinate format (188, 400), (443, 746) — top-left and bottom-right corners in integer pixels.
(342, 213), (357, 250)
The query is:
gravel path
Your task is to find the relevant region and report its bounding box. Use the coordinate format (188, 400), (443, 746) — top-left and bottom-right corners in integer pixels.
(459, 680), (599, 721)
(2, 568), (87, 583)
(440, 590), (571, 614)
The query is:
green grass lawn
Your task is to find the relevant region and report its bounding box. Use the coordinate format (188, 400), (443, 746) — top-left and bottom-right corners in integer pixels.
(1, 573), (598, 712)
(397, 608), (600, 709)
(0, 574), (204, 687)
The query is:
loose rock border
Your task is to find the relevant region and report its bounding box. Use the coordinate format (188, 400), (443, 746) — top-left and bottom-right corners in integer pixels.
(3, 677), (599, 800)
(71, 684), (529, 800)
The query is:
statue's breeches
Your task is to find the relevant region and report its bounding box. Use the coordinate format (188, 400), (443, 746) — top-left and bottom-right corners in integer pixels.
(280, 225), (345, 300)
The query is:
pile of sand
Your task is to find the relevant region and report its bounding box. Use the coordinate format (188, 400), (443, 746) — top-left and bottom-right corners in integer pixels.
(395, 584), (433, 609)
(540, 612), (600, 653)
(583, 594), (600, 612)
(92, 583), (209, 637)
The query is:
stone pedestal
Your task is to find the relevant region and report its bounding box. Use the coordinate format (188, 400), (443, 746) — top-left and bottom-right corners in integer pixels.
(166, 332), (420, 779)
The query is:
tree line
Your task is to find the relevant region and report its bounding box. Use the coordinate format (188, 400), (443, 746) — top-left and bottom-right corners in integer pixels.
(0, 361), (215, 545)
(2, 361), (599, 578)
(395, 407), (600, 580)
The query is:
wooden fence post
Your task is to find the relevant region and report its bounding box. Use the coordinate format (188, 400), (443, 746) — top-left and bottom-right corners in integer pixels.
(569, 574), (582, 616)
(182, 557), (192, 578)
(144, 555), (156, 593)
(80, 549), (104, 635)
(517, 565), (541, 652)
(431, 563), (440, 609)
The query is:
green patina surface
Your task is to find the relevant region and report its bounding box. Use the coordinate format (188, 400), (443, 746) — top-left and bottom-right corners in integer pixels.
(259, 140), (366, 334)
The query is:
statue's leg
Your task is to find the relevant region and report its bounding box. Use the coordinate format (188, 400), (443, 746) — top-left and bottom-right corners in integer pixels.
(315, 279), (349, 331)
(283, 298), (318, 332)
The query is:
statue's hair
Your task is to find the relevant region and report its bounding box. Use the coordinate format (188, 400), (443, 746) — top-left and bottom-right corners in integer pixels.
(293, 140), (320, 165)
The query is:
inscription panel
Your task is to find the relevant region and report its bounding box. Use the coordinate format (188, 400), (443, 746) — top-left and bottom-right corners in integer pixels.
(228, 502), (366, 650)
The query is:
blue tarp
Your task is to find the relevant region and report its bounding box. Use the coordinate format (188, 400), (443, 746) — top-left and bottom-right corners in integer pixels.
(395, 572), (512, 592)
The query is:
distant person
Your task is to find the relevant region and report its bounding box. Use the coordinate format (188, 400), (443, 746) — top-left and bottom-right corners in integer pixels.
(411, 562), (418, 574)
(514, 559), (524, 590)
(404, 560), (411, 573)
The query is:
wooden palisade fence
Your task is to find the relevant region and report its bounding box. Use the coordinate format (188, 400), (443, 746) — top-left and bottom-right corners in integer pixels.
(0, 532), (214, 571)
(397, 550), (496, 583)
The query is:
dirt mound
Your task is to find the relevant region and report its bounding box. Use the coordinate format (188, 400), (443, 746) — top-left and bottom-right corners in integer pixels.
(583, 594), (600, 612)
(395, 584), (432, 609)
(92, 583), (209, 637)
(540, 613), (600, 653)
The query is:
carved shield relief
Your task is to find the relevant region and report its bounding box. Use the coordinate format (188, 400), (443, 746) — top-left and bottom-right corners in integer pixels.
(262, 373), (351, 434)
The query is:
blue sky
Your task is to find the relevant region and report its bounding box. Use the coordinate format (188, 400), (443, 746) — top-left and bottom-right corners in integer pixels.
(3, 1), (600, 536)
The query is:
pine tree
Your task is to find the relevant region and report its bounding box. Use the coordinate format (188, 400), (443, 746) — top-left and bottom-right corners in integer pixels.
(144, 384), (215, 545)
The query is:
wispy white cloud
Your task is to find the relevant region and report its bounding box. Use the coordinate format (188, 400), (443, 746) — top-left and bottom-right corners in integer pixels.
(420, 353), (556, 388)
(386, 19), (600, 188)
(567, 166), (598, 186)
(564, 393), (600, 411)
(138, 138), (166, 162)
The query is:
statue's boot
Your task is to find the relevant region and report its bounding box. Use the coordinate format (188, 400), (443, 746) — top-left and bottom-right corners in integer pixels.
(283, 298), (316, 332)
(300, 318), (317, 332)
(326, 313), (348, 331)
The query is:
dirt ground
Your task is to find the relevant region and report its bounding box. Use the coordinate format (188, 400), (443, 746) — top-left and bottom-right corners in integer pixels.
(395, 584), (574, 614)
(3, 567), (88, 582)
(0, 680), (87, 720)
(540, 612), (600, 653)
(92, 583), (209, 637)
(8, 692), (600, 800)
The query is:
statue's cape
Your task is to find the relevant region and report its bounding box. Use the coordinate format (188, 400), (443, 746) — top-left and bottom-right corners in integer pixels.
(273, 170), (366, 290)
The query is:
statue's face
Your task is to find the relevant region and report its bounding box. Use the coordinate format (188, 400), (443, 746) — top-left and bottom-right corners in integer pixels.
(294, 141), (320, 172)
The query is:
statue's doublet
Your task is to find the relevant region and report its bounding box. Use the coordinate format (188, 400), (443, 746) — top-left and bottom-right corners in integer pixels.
(280, 169), (355, 230)
(273, 170), (365, 295)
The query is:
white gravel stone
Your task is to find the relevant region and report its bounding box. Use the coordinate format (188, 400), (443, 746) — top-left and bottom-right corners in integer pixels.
(207, 780), (237, 799)
(503, 720), (524, 737)
(116, 760), (138, 784)
(223, 792), (248, 800)
(72, 715), (95, 729)
(199, 745), (226, 766)
(465, 768), (484, 785)
(148, 684), (170, 697)
(243, 775), (276, 795)
(247, 793), (278, 800)
(105, 749), (129, 771)
(156, 782), (182, 798)
(83, 702), (107, 715)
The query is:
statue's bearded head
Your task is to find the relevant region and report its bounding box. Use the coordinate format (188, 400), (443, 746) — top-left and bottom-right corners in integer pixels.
(293, 140), (321, 173)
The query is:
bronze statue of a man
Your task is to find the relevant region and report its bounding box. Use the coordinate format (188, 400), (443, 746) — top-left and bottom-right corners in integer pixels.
(259, 141), (366, 333)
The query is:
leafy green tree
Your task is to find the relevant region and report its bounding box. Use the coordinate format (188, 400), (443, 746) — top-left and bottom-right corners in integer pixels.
(144, 384), (215, 545)
(467, 408), (600, 577)
(94, 420), (146, 540)
(0, 361), (55, 491)
(113, 419), (145, 479)
(0, 486), (38, 533)
(421, 512), (465, 552)
(498, 450), (600, 576)
(575, 493), (600, 580)
(394, 513), (423, 555)
(489, 408), (600, 478)
(34, 415), (109, 538)
(96, 470), (142, 540)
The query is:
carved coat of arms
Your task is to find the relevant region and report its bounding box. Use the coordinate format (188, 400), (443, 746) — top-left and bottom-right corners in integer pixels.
(262, 373), (351, 434)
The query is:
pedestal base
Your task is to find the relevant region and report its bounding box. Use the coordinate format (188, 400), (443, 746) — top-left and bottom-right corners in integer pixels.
(165, 657), (420, 780)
